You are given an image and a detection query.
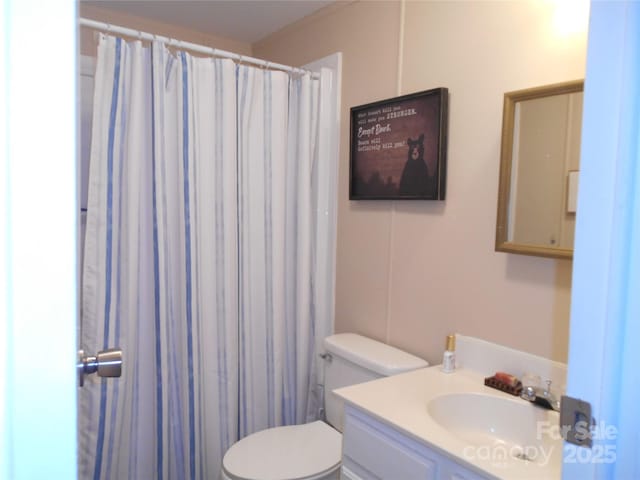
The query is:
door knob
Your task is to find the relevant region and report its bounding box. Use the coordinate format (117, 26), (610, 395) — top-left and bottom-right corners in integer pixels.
(77, 348), (123, 387)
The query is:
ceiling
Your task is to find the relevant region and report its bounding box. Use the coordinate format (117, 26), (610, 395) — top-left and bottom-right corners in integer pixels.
(82, 1), (336, 44)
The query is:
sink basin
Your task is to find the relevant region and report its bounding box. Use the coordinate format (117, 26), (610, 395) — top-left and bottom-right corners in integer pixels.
(427, 392), (561, 465)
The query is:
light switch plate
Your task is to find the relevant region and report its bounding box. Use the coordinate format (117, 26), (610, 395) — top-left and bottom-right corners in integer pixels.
(560, 395), (593, 448)
(567, 170), (579, 213)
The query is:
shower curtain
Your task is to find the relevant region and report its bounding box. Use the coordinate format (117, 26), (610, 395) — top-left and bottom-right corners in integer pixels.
(79, 34), (335, 480)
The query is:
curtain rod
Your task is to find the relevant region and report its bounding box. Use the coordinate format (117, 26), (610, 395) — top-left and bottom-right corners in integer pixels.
(79, 17), (319, 79)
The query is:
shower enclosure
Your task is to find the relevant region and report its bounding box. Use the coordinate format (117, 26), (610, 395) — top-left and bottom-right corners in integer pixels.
(77, 25), (340, 479)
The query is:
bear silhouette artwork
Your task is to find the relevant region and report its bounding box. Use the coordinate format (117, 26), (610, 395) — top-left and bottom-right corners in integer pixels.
(398, 134), (436, 197)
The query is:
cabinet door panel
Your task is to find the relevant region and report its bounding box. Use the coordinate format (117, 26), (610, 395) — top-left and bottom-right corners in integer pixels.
(442, 457), (490, 480)
(341, 463), (379, 480)
(343, 412), (438, 479)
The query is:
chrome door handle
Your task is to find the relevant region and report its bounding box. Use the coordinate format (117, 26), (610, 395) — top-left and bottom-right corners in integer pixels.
(77, 348), (123, 387)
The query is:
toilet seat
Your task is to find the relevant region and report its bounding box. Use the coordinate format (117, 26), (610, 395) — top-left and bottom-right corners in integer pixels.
(222, 421), (342, 480)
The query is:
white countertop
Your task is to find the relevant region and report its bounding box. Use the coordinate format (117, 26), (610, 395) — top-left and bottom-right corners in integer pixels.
(335, 366), (563, 480)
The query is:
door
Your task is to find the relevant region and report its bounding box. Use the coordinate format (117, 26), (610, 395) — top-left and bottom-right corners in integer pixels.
(0, 0), (77, 478)
(564, 1), (640, 478)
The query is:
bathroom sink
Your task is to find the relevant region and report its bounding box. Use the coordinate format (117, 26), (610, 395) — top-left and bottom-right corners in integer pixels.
(427, 393), (561, 465)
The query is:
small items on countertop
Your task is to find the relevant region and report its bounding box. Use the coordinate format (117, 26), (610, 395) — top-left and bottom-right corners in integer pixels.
(484, 371), (523, 396)
(494, 371), (518, 387)
(441, 334), (456, 374)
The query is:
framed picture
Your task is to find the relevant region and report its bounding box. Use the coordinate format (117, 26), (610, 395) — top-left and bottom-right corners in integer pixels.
(349, 88), (449, 200)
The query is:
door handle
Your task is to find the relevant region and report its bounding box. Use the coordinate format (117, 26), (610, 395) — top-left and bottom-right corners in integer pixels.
(77, 348), (123, 387)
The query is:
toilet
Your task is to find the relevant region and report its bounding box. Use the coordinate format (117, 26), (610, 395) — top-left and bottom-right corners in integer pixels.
(221, 333), (428, 480)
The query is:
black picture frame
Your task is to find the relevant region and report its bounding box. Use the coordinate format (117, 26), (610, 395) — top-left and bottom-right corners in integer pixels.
(349, 88), (449, 200)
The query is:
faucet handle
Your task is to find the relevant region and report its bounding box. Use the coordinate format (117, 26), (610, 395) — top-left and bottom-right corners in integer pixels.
(521, 385), (536, 401)
(544, 380), (562, 411)
(544, 379), (552, 396)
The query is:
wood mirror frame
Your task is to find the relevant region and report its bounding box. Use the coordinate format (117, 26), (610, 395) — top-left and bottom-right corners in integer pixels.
(495, 80), (584, 260)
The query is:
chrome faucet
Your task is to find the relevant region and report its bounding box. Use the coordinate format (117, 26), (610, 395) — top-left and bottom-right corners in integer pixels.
(521, 380), (561, 411)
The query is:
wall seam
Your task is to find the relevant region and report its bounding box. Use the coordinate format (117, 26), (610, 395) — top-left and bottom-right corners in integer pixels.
(385, 0), (405, 344)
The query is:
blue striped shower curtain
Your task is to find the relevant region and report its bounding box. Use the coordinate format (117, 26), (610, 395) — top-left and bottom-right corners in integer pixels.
(79, 34), (333, 480)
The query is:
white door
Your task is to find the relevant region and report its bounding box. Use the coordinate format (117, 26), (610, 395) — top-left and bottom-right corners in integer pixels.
(0, 0), (78, 478)
(563, 1), (640, 478)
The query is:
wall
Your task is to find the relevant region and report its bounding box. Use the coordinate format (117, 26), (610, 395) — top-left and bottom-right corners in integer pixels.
(79, 4), (252, 57)
(255, 0), (588, 364)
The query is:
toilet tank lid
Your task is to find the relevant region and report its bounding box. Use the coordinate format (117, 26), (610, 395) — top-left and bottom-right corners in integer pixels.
(324, 333), (428, 376)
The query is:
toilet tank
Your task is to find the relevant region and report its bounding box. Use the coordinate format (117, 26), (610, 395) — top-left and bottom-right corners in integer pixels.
(322, 333), (428, 432)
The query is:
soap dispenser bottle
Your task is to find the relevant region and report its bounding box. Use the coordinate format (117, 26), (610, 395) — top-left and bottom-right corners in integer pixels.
(441, 334), (456, 373)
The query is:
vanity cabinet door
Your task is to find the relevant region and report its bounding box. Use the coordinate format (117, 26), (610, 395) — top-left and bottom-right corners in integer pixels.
(341, 406), (490, 480)
(342, 407), (439, 479)
(440, 459), (489, 480)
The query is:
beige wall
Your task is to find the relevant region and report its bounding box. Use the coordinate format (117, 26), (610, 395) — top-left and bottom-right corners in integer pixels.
(255, 0), (588, 364)
(79, 4), (252, 57)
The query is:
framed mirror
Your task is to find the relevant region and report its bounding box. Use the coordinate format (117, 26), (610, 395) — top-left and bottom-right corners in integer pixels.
(495, 80), (583, 259)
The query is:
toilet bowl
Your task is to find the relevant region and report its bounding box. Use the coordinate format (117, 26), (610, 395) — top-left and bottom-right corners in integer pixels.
(221, 333), (428, 480)
(221, 421), (341, 480)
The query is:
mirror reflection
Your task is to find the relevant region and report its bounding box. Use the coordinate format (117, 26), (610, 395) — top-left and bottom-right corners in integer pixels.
(496, 80), (583, 259)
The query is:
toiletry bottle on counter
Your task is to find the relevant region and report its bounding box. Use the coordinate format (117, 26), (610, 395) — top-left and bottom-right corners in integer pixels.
(441, 334), (456, 373)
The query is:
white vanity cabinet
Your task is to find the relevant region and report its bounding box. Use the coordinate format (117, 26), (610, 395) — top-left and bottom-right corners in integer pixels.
(341, 405), (491, 480)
